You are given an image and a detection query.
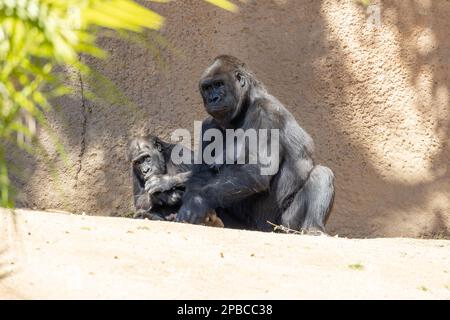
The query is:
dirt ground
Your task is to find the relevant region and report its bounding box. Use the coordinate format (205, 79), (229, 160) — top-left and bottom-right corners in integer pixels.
(0, 209), (449, 299)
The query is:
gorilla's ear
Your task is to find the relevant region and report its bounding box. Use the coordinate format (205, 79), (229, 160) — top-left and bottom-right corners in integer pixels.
(236, 72), (246, 87)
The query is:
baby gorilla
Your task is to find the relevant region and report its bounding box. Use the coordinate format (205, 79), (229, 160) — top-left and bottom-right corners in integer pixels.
(128, 134), (223, 228)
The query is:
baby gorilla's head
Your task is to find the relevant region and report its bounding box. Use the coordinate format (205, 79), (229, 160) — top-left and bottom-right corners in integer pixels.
(128, 135), (166, 180)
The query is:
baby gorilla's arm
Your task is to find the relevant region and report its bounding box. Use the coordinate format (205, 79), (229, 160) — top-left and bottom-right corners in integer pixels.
(151, 189), (183, 207)
(145, 171), (192, 194)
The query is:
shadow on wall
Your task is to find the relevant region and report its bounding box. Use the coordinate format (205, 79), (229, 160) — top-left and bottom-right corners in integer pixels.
(11, 0), (449, 238)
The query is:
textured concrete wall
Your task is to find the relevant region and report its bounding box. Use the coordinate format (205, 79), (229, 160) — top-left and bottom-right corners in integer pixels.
(11, 0), (449, 238)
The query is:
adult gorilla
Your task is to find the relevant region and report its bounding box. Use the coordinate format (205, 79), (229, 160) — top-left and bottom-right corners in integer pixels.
(177, 55), (335, 233)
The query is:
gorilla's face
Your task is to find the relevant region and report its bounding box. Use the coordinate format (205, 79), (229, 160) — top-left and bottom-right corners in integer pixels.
(199, 60), (247, 124)
(129, 136), (166, 180)
(135, 155), (153, 177)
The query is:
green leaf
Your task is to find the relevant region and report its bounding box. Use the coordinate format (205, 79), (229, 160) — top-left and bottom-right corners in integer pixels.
(204, 0), (238, 12)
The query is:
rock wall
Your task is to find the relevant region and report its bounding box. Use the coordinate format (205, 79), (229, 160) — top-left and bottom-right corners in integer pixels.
(11, 0), (450, 238)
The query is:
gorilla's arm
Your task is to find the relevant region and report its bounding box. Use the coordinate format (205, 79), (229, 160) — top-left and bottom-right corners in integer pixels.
(132, 168), (154, 213)
(201, 165), (270, 206)
(176, 117), (275, 224)
(145, 171), (192, 194)
(177, 165), (271, 224)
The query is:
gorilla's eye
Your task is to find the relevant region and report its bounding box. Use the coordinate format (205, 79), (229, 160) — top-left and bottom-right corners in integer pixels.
(138, 156), (151, 165)
(213, 81), (224, 88)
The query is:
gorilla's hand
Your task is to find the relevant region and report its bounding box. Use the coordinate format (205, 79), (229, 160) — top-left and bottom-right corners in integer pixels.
(166, 190), (183, 206)
(145, 175), (174, 194)
(176, 194), (210, 224)
(133, 210), (164, 220)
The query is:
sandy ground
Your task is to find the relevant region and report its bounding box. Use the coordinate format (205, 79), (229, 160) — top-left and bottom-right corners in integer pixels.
(0, 209), (449, 299)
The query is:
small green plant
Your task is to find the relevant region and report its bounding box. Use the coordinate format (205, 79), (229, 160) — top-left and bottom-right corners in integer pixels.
(348, 263), (364, 271)
(356, 0), (372, 8)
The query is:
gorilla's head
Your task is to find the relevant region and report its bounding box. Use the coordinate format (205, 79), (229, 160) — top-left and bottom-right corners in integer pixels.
(199, 55), (256, 126)
(128, 135), (166, 181)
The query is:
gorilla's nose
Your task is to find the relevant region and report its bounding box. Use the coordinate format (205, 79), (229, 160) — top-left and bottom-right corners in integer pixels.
(209, 95), (220, 104)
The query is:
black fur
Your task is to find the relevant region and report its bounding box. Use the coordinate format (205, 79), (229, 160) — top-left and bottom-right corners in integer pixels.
(128, 135), (191, 220)
(177, 55), (335, 233)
